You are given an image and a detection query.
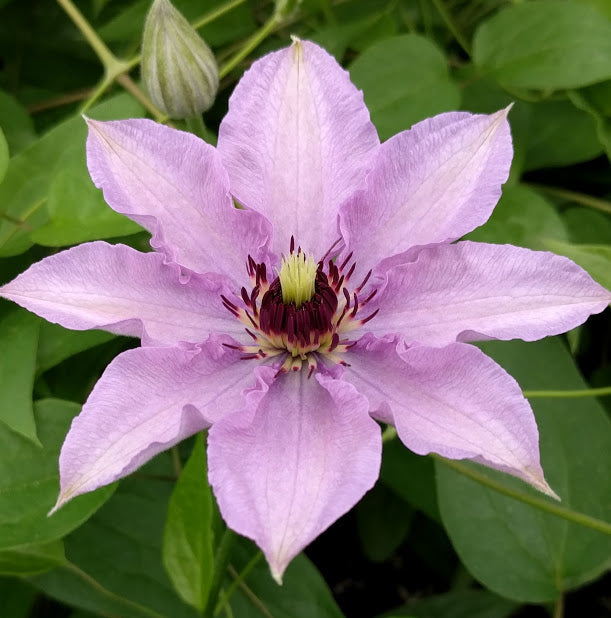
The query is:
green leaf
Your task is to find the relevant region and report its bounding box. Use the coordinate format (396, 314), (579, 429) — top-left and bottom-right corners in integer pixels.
(0, 308), (41, 444)
(386, 589), (518, 618)
(349, 34), (460, 140)
(0, 540), (65, 576)
(228, 537), (344, 618)
(36, 322), (115, 375)
(0, 90), (36, 154)
(163, 435), (214, 612)
(380, 437), (440, 522)
(0, 577), (37, 618)
(542, 239), (611, 290)
(473, 1), (611, 90)
(31, 454), (201, 618)
(0, 398), (115, 551)
(313, 11), (396, 60)
(356, 482), (412, 562)
(0, 93), (143, 257)
(436, 338), (611, 603)
(30, 146), (142, 247)
(523, 100), (602, 170)
(569, 82), (611, 161)
(465, 184), (568, 250)
(563, 207), (611, 245)
(0, 125), (8, 182)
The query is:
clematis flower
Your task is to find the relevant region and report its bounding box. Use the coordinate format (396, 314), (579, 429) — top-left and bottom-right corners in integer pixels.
(2, 39), (610, 583)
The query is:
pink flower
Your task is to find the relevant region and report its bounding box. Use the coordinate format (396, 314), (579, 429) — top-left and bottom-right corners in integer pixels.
(2, 40), (609, 582)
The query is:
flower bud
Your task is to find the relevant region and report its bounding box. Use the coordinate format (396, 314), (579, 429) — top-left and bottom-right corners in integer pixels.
(141, 0), (219, 118)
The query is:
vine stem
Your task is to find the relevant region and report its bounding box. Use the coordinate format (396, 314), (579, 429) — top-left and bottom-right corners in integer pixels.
(431, 0), (471, 56)
(55, 0), (119, 70)
(219, 14), (281, 79)
(432, 455), (611, 536)
(527, 183), (611, 215)
(204, 528), (236, 618)
(523, 385), (611, 399)
(380, 427), (611, 535)
(214, 552), (263, 615)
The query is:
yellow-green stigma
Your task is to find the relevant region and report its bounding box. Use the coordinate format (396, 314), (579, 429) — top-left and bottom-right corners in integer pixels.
(278, 252), (318, 308)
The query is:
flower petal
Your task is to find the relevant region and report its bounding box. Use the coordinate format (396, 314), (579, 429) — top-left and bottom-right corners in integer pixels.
(52, 336), (254, 511)
(0, 241), (242, 346)
(364, 241), (611, 347)
(346, 335), (556, 497)
(217, 39), (379, 258)
(208, 368), (381, 582)
(86, 118), (273, 281)
(340, 109), (513, 272)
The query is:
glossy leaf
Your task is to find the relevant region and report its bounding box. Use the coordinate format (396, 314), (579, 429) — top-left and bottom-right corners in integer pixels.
(349, 34), (460, 139)
(563, 207), (611, 245)
(466, 184), (568, 250)
(386, 589), (518, 618)
(0, 90), (36, 154)
(523, 100), (602, 170)
(0, 577), (37, 618)
(569, 83), (611, 160)
(0, 125), (8, 182)
(543, 239), (611, 291)
(437, 338), (611, 603)
(30, 147), (142, 246)
(0, 94), (142, 257)
(0, 308), (41, 444)
(228, 537), (344, 618)
(31, 454), (199, 618)
(0, 540), (65, 576)
(163, 435), (214, 612)
(473, 1), (611, 90)
(36, 322), (115, 375)
(380, 438), (440, 522)
(356, 482), (412, 562)
(0, 399), (115, 551)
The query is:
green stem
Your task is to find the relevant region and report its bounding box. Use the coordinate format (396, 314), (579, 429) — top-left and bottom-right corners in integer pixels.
(523, 386), (611, 399)
(204, 528), (236, 618)
(219, 14), (281, 79)
(431, 0), (471, 56)
(55, 0), (126, 74)
(193, 0), (247, 30)
(527, 183), (611, 215)
(225, 564), (272, 618)
(214, 552), (263, 615)
(63, 561), (164, 617)
(185, 115), (210, 141)
(553, 593), (564, 618)
(170, 446), (182, 477)
(81, 75), (115, 113)
(115, 73), (166, 122)
(432, 455), (611, 536)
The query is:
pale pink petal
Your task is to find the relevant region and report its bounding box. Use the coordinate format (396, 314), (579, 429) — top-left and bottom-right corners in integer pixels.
(340, 109), (513, 273)
(86, 118), (273, 281)
(217, 39), (379, 258)
(364, 241), (611, 347)
(0, 241), (243, 346)
(208, 368), (381, 582)
(346, 335), (556, 497)
(52, 336), (254, 511)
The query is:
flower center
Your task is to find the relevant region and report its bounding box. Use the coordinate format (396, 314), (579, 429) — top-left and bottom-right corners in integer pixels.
(221, 240), (378, 375)
(277, 252), (318, 307)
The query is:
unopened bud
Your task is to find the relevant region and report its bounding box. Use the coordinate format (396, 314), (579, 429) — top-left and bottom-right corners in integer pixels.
(142, 0), (219, 118)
